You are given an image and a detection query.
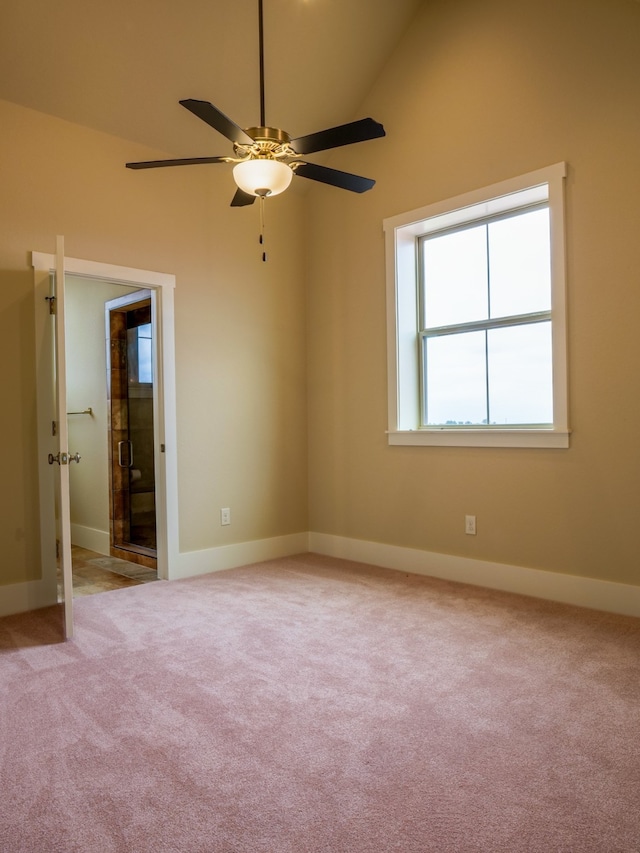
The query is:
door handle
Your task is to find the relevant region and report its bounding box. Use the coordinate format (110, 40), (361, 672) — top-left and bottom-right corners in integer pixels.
(117, 440), (134, 468)
(48, 452), (81, 465)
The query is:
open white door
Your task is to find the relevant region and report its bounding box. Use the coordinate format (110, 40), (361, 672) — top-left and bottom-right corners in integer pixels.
(51, 236), (75, 638)
(31, 236), (75, 636)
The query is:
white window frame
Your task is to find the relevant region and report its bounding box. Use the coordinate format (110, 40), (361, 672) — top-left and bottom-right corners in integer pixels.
(383, 163), (569, 449)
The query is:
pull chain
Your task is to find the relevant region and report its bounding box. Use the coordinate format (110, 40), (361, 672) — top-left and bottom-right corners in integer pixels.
(259, 194), (267, 262)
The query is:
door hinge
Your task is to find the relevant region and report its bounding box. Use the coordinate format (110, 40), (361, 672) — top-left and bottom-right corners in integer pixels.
(45, 296), (56, 315)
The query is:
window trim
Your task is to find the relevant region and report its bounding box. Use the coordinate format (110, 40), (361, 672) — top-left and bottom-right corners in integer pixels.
(383, 163), (569, 449)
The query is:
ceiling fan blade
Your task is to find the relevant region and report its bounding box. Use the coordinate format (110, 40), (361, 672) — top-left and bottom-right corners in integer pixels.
(126, 156), (230, 170)
(294, 162), (375, 193)
(231, 188), (256, 207)
(180, 99), (255, 146)
(289, 118), (385, 155)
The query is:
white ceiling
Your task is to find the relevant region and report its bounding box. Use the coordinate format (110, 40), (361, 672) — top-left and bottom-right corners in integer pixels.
(0, 0), (423, 158)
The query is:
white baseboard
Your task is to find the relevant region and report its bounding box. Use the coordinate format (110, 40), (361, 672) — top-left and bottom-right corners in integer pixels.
(70, 524), (110, 556)
(172, 532), (310, 581)
(309, 532), (640, 619)
(0, 576), (58, 618)
(6, 530), (636, 621)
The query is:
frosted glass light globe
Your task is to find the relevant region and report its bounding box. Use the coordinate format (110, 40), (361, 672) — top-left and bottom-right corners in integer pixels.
(233, 158), (293, 197)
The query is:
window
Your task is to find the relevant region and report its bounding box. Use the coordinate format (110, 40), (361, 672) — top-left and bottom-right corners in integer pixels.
(126, 318), (153, 386)
(136, 323), (153, 384)
(384, 163), (569, 448)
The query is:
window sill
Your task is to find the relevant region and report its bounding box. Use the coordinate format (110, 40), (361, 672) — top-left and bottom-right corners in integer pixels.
(387, 429), (570, 449)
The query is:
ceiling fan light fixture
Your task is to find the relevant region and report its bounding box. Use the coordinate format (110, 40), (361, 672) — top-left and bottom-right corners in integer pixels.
(232, 158), (293, 198)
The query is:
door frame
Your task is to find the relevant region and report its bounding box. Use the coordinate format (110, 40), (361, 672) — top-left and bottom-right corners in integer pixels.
(32, 251), (179, 587)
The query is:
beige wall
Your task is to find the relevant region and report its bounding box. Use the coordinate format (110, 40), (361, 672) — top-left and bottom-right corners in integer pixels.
(3, 0), (639, 600)
(0, 97), (308, 588)
(306, 0), (640, 586)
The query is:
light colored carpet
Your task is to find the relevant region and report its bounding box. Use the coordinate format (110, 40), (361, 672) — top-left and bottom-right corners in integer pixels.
(1, 553), (639, 852)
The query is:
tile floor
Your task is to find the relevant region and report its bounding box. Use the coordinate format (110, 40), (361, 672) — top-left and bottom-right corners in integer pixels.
(69, 546), (158, 597)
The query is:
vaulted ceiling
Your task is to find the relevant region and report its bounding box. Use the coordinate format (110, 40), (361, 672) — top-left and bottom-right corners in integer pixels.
(0, 0), (423, 159)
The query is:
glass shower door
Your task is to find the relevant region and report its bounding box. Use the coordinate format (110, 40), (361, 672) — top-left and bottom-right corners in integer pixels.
(125, 313), (157, 551)
(106, 291), (157, 568)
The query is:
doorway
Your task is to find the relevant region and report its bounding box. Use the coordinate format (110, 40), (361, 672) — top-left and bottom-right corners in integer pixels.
(34, 249), (179, 617)
(64, 278), (158, 592)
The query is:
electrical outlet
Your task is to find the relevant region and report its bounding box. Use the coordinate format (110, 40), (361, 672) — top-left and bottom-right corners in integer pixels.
(465, 515), (477, 535)
(220, 507), (231, 526)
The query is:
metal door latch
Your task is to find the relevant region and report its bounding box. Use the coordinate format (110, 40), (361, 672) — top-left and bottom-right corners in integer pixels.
(48, 452), (81, 465)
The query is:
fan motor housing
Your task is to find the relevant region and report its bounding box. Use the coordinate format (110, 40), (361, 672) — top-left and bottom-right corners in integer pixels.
(246, 126), (291, 145)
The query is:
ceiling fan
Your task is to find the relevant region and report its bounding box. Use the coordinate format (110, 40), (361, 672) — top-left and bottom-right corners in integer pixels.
(125, 0), (386, 208)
